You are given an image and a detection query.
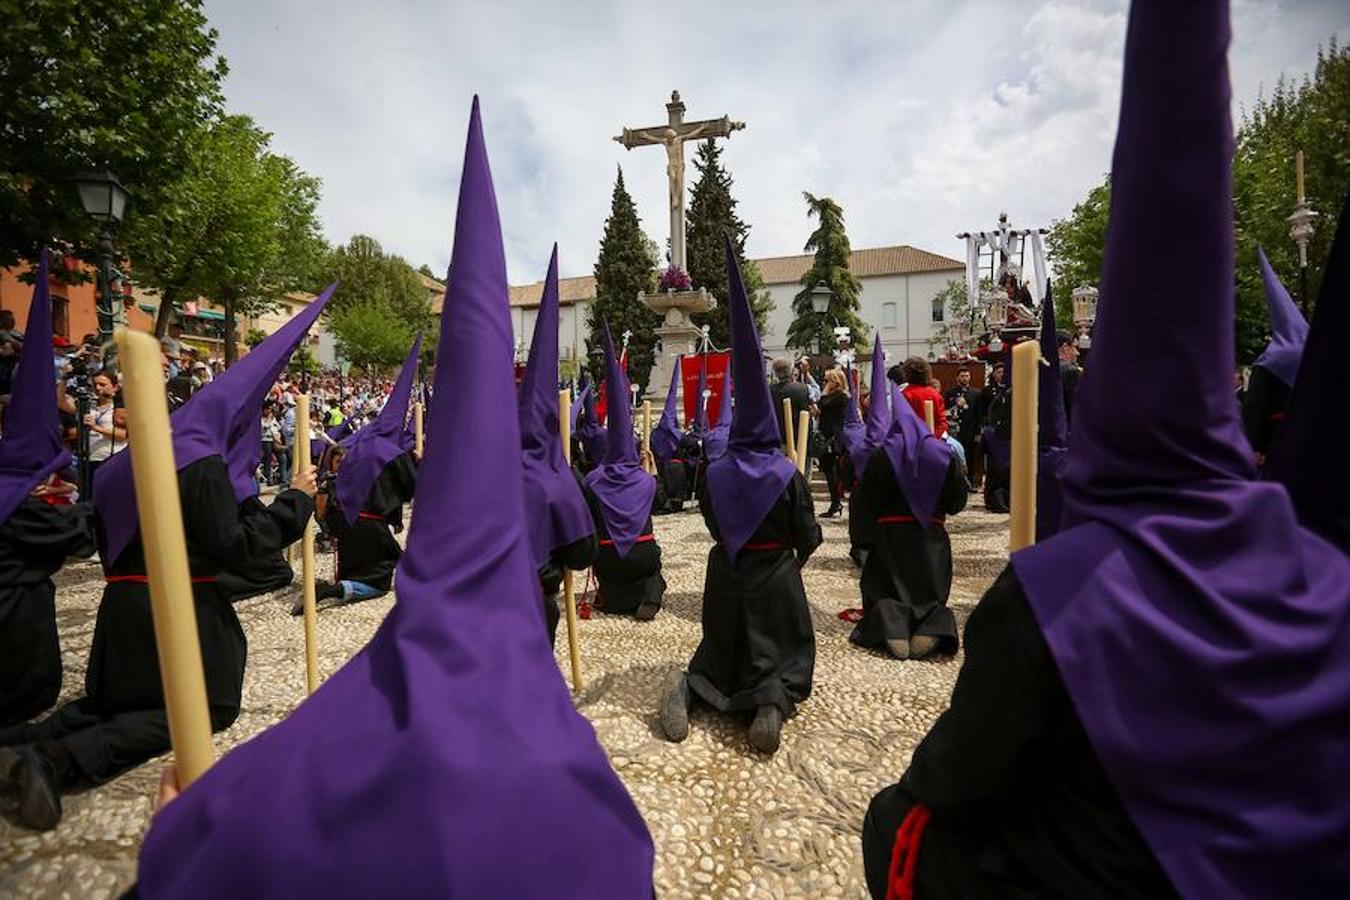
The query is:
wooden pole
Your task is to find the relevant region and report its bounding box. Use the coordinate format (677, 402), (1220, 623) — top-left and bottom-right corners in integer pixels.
(115, 329), (214, 786)
(795, 409), (810, 476)
(923, 399), (936, 433)
(294, 396), (319, 694)
(413, 401), (424, 459)
(558, 389), (584, 692)
(641, 400), (652, 474)
(1009, 340), (1039, 553)
(782, 397), (796, 462)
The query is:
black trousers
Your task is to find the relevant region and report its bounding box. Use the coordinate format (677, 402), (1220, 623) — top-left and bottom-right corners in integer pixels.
(862, 784), (996, 900)
(0, 698), (237, 793)
(818, 450), (842, 508)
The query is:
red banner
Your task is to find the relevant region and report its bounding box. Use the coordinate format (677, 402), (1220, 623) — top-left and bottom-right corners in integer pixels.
(593, 349), (627, 425)
(681, 352), (731, 427)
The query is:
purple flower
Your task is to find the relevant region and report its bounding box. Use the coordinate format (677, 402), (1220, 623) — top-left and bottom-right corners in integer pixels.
(659, 265), (692, 291)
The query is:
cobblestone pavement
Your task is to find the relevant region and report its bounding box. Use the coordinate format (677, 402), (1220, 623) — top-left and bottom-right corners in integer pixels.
(0, 502), (1009, 898)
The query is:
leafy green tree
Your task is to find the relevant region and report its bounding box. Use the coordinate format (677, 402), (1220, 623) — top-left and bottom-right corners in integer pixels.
(586, 168), (658, 391)
(243, 327), (268, 349)
(324, 235), (432, 330)
(0, 0), (228, 270)
(1048, 37), (1349, 362)
(927, 278), (990, 354)
(684, 139), (773, 345)
(328, 298), (416, 371)
(1046, 180), (1111, 328)
(122, 115), (327, 362)
(287, 345), (321, 376)
(786, 193), (866, 354)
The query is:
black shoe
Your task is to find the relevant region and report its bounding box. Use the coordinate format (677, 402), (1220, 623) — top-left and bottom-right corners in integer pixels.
(0, 746), (62, 831)
(748, 705), (784, 754)
(634, 599), (660, 621)
(821, 504), (842, 519)
(659, 671), (691, 742)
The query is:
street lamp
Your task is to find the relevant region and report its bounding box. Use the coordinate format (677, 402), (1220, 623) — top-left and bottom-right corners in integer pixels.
(1287, 150), (1319, 315)
(73, 171), (129, 348)
(810, 281), (834, 356)
(1072, 285), (1099, 350)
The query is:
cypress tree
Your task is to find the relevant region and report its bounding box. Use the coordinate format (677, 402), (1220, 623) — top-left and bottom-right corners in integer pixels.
(684, 139), (773, 346)
(786, 192), (866, 355)
(588, 167), (659, 390)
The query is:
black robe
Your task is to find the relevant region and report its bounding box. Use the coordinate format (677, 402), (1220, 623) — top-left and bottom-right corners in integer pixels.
(688, 471), (822, 716)
(656, 458), (688, 512)
(217, 496), (295, 603)
(326, 453), (417, 594)
(0, 499), (95, 727)
(582, 484), (665, 616)
(538, 534), (598, 646)
(1241, 364), (1290, 459)
(850, 453), (968, 655)
(861, 568), (1175, 899)
(0, 456), (312, 791)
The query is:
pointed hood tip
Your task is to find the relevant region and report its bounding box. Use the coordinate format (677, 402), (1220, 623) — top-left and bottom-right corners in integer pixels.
(1253, 247), (1309, 387)
(722, 233), (776, 450)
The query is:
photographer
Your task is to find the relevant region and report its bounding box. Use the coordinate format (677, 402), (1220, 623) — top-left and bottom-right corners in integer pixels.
(83, 371), (127, 494)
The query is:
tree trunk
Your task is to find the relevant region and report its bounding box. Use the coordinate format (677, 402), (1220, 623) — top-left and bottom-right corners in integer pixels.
(223, 288), (239, 366)
(153, 287), (179, 337)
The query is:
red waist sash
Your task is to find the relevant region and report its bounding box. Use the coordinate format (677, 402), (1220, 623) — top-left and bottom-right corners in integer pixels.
(876, 515), (946, 526)
(598, 533), (655, 547)
(358, 512), (386, 522)
(716, 540), (788, 551)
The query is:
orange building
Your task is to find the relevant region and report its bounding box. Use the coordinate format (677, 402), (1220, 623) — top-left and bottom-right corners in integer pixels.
(0, 255), (152, 342)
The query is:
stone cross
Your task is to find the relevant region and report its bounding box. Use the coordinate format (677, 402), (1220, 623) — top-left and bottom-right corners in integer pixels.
(615, 91), (744, 272)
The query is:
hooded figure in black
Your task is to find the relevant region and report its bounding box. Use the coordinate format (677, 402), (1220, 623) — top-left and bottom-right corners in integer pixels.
(0, 251), (96, 729)
(580, 324), (665, 620)
(0, 289), (330, 831)
(850, 386), (967, 661)
(660, 237), (822, 755)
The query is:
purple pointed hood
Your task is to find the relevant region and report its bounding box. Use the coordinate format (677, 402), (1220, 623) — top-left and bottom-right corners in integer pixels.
(1265, 196), (1350, 552)
(335, 333), (420, 524)
(518, 246), (593, 566)
(1252, 247), (1309, 387)
(0, 250), (70, 524)
(576, 374), (607, 463)
(706, 235), (797, 562)
(701, 372), (733, 461)
(879, 385), (951, 527)
(96, 284), (336, 564)
(136, 97), (654, 899)
(840, 362), (865, 465)
(1035, 287), (1068, 541)
(570, 378), (591, 431)
(848, 333), (891, 476)
(1011, 3), (1350, 897)
(649, 356), (684, 460)
(582, 323), (656, 557)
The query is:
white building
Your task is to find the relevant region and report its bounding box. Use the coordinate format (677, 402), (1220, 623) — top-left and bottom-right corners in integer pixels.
(503, 243), (964, 369)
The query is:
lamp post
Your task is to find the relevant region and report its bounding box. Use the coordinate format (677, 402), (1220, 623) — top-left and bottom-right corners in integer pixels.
(1287, 150), (1319, 315)
(810, 281), (834, 357)
(1072, 285), (1099, 351)
(73, 171), (129, 349)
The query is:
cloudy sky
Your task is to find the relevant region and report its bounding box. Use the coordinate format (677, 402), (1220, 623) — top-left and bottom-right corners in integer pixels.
(203, 0), (1347, 284)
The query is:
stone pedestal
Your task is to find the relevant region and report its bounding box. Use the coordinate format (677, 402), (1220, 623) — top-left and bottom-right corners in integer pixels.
(641, 288), (715, 405)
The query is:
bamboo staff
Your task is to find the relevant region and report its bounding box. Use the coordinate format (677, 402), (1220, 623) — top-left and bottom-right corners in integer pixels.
(558, 389), (584, 692)
(795, 409), (810, 476)
(923, 399), (936, 433)
(294, 396), (319, 694)
(115, 329), (214, 786)
(641, 400), (653, 475)
(1009, 340), (1039, 552)
(782, 397), (796, 462)
(412, 401), (425, 459)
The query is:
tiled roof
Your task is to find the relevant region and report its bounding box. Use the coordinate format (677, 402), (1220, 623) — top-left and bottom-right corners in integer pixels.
(505, 245), (961, 308)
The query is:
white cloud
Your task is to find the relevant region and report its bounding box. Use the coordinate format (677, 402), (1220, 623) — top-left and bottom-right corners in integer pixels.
(203, 0), (1349, 285)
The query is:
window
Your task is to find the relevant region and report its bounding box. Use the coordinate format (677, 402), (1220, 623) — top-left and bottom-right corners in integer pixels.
(51, 295), (70, 338)
(882, 302), (898, 329)
(932, 295), (945, 323)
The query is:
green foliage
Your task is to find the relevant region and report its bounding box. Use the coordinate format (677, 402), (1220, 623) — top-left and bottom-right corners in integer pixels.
(287, 345), (321, 376)
(786, 193), (866, 354)
(1048, 37), (1349, 363)
(417, 263), (437, 280)
(0, 0), (228, 270)
(122, 115), (327, 349)
(586, 168), (659, 391)
(328, 298), (417, 371)
(243, 327), (268, 349)
(1046, 181), (1110, 329)
(684, 139), (773, 345)
(323, 235), (433, 372)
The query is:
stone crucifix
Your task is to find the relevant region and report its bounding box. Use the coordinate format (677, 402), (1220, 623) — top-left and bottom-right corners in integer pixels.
(614, 90), (744, 272)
